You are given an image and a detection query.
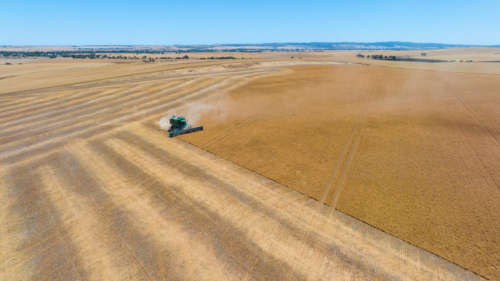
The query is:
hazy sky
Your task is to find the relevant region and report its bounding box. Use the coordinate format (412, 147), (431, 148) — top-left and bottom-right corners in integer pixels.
(1, 0), (499, 45)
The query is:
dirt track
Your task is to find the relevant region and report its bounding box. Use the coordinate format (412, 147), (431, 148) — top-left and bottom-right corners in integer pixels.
(0, 63), (485, 280)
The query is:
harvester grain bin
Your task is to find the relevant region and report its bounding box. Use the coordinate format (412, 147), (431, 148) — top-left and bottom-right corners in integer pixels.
(168, 116), (203, 137)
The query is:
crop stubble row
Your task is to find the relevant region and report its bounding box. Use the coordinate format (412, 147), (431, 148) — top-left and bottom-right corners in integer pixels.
(0, 63), (484, 279)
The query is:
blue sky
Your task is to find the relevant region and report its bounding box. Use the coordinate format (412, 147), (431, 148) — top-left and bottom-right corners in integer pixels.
(1, 0), (499, 45)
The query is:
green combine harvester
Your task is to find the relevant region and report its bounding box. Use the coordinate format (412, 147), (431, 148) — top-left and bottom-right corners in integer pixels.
(168, 116), (203, 137)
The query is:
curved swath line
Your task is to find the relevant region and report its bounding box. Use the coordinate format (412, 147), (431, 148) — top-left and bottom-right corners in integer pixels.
(0, 73), (267, 161)
(0, 72), (258, 154)
(51, 66), (268, 92)
(0, 125), (125, 172)
(0, 95), (47, 110)
(0, 83), (128, 113)
(0, 81), (167, 123)
(0, 89), (115, 130)
(0, 80), (187, 140)
(0, 88), (103, 117)
(22, 78), (193, 121)
(0, 95), (50, 132)
(0, 77), (215, 152)
(0, 83), (139, 117)
(3, 77), (207, 133)
(0, 85), (104, 110)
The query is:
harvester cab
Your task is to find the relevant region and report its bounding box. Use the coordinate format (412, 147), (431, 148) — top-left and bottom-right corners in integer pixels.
(168, 116), (203, 137)
(170, 116), (188, 130)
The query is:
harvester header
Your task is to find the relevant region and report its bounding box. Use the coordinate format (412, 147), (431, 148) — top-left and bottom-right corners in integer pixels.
(168, 116), (203, 137)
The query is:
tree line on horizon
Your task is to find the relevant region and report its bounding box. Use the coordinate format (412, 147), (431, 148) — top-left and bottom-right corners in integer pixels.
(357, 54), (397, 60)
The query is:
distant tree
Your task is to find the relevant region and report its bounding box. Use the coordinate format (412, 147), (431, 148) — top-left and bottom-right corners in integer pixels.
(291, 56), (294, 59)
(421, 53), (427, 56)
(183, 55), (189, 59)
(5, 62), (11, 65)
(367, 55), (370, 59)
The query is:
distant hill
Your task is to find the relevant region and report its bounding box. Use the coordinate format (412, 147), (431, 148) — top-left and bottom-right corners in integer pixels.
(175, 42), (500, 51)
(2, 42), (498, 55)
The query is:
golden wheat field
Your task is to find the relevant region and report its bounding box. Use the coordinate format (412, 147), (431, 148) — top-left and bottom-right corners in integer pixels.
(0, 51), (497, 280)
(180, 62), (500, 279)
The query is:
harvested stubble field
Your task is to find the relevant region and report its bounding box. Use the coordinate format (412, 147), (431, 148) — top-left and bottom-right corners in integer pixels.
(180, 64), (500, 279)
(0, 57), (491, 280)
